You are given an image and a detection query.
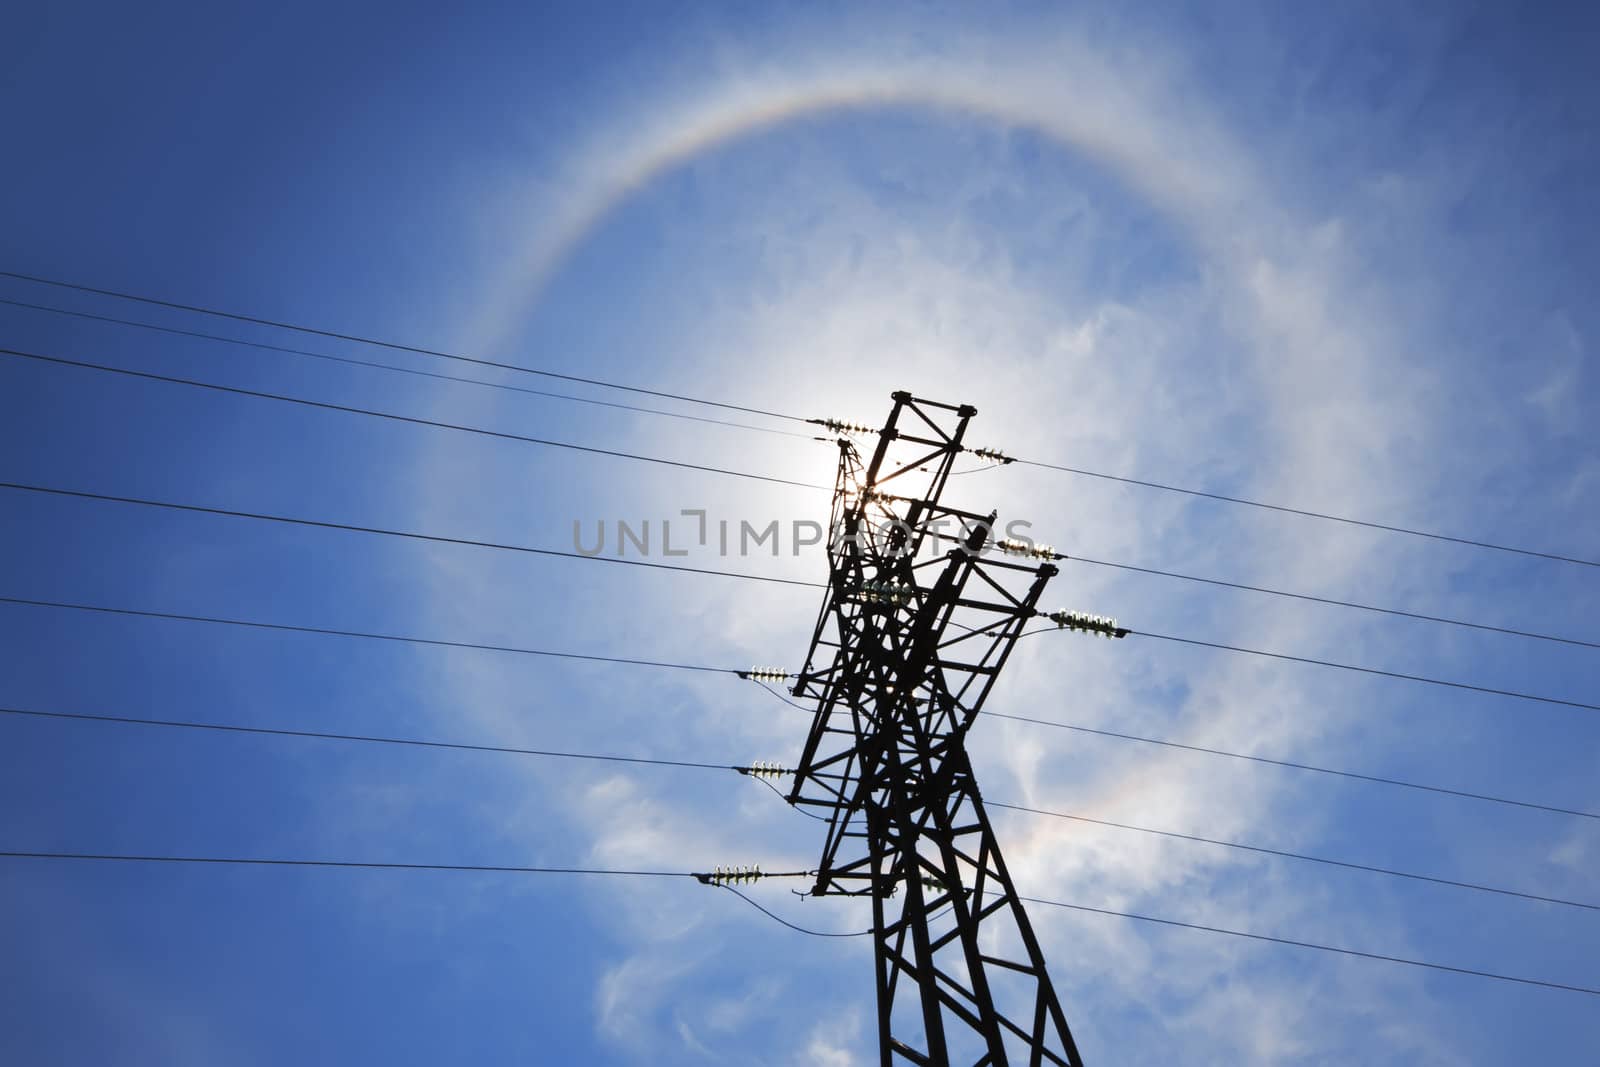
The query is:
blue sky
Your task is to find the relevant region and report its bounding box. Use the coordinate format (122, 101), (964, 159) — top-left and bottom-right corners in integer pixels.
(3, 2), (1598, 1063)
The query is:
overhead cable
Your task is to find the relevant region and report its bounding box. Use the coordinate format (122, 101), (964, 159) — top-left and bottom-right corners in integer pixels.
(0, 269), (803, 423)
(1069, 553), (1597, 650)
(982, 711), (1598, 821)
(1018, 894), (1600, 997)
(1130, 629), (1600, 714)
(0, 295), (811, 438)
(1015, 458), (1596, 569)
(0, 594), (740, 674)
(0, 481), (824, 590)
(988, 801), (1597, 912)
(0, 346), (828, 491)
(6, 480), (1587, 710)
(9, 590), (1589, 815)
(4, 268), (1589, 565)
(0, 847), (1587, 996)
(6, 703), (1587, 910)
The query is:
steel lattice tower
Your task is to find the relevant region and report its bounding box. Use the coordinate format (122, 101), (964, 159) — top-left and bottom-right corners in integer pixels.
(787, 392), (1086, 1066)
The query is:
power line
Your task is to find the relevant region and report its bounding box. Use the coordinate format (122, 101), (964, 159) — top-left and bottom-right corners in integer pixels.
(719, 885), (874, 937)
(0, 346), (829, 491)
(982, 711), (1599, 821)
(11, 276), (1595, 1033)
(0, 705), (743, 773)
(0, 849), (813, 882)
(0, 481), (825, 590)
(1017, 459), (1597, 569)
(1017, 894), (1600, 997)
(9, 698), (1595, 991)
(9, 701), (1587, 911)
(1131, 628), (1600, 714)
(1069, 554), (1598, 651)
(4, 268), (1587, 568)
(0, 295), (813, 439)
(0, 269), (806, 424)
(755, 679), (816, 714)
(747, 682), (1596, 822)
(11, 582), (1593, 812)
(0, 594), (740, 675)
(0, 851), (688, 876)
(9, 479), (1590, 710)
(1016, 614), (1598, 712)
(736, 771), (831, 822)
(988, 801), (1597, 912)
(23, 478), (1590, 654)
(0, 848), (1588, 996)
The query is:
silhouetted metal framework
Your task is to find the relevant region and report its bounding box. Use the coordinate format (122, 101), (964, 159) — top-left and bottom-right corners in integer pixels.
(788, 392), (1085, 1066)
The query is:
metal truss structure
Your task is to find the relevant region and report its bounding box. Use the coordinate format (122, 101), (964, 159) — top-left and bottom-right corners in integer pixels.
(787, 391), (1086, 1066)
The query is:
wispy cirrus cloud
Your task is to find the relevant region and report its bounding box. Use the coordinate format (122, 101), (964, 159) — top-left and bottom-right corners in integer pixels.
(394, 6), (1599, 1063)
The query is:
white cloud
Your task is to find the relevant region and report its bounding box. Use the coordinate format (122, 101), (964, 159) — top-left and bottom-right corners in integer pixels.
(395, 8), (1596, 1064)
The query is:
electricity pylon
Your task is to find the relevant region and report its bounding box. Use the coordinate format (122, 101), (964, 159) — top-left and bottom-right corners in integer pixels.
(787, 392), (1088, 1066)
